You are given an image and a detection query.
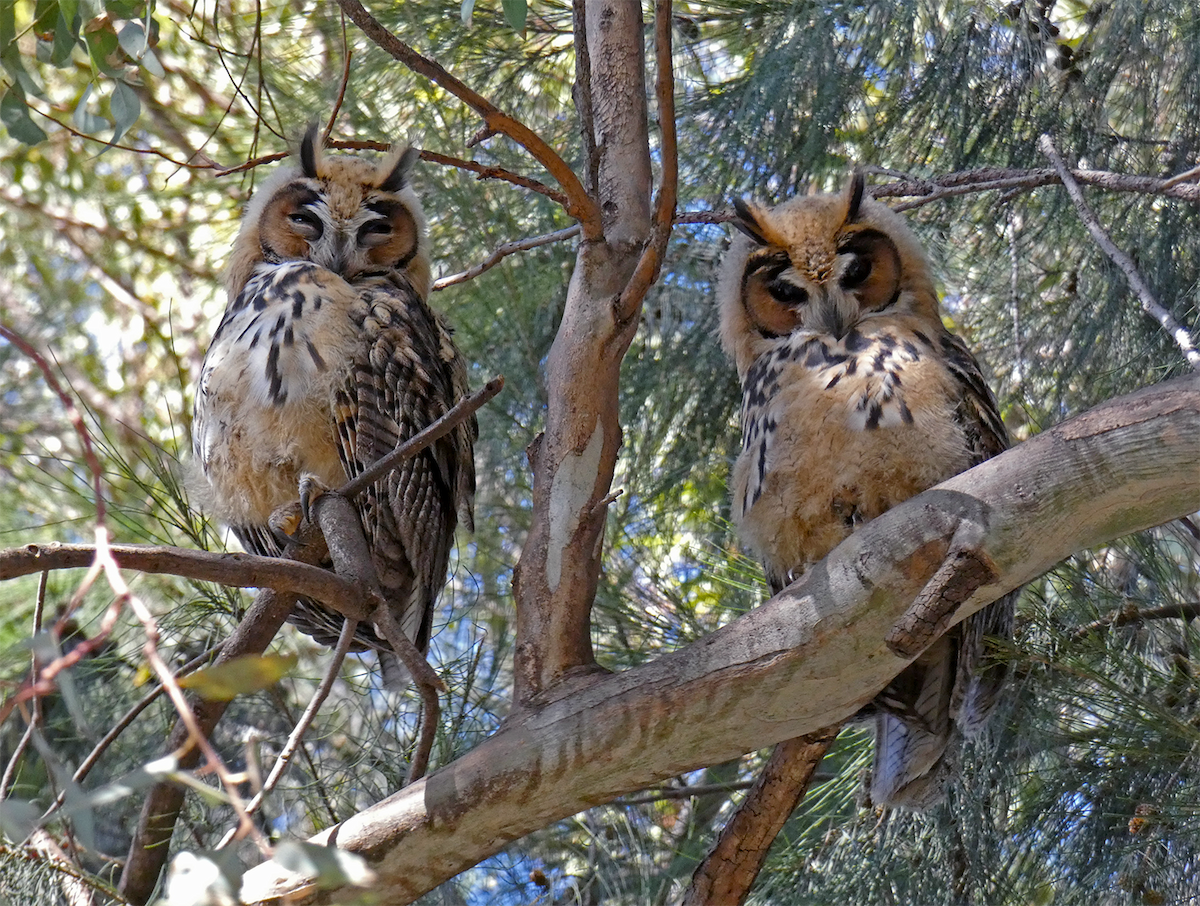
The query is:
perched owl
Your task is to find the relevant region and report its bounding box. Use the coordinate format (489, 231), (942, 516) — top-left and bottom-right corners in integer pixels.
(192, 126), (476, 678)
(718, 173), (1015, 808)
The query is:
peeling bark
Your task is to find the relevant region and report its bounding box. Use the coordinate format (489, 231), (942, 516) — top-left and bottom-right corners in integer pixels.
(237, 376), (1200, 906)
(511, 1), (654, 703)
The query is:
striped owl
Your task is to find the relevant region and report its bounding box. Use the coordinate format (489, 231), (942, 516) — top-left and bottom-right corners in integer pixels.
(718, 173), (1015, 808)
(192, 125), (476, 677)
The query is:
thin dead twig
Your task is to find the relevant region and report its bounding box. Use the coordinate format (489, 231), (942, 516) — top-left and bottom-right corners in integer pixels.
(92, 533), (271, 855)
(1073, 602), (1200, 640)
(307, 493), (444, 785)
(433, 227), (580, 291)
(216, 617), (359, 849)
(340, 376), (504, 501)
(1039, 134), (1200, 372)
(419, 149), (570, 208)
(333, 0), (601, 235)
(0, 324), (106, 525)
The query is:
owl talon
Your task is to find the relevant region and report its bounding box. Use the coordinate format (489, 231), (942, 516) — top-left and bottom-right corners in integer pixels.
(268, 501), (304, 544)
(298, 473), (330, 524)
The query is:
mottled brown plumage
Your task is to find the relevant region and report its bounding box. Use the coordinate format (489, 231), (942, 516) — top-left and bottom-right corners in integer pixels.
(193, 126), (475, 671)
(718, 173), (1014, 808)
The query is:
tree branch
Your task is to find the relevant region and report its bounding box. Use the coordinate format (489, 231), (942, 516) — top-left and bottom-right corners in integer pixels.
(1073, 602), (1200, 640)
(432, 226), (580, 291)
(510, 0), (654, 704)
(868, 164), (1200, 211)
(614, 0), (678, 324)
(1038, 135), (1200, 372)
(681, 730), (839, 906)
(332, 0), (601, 235)
(238, 376), (1200, 906)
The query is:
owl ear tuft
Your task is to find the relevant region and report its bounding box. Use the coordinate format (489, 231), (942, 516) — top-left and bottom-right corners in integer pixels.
(845, 169), (866, 222)
(731, 197), (769, 245)
(379, 145), (421, 193)
(299, 123), (322, 178)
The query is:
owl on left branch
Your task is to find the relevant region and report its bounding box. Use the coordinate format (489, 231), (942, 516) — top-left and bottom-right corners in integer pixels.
(192, 125), (477, 675)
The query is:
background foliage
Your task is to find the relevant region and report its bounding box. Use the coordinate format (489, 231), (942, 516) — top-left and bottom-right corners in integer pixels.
(1, 1), (1197, 903)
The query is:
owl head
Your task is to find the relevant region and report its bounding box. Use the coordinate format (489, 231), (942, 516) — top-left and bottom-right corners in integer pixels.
(717, 172), (940, 377)
(225, 124), (431, 301)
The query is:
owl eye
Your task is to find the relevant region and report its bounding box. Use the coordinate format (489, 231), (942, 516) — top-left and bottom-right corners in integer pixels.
(766, 277), (808, 307)
(841, 255), (871, 289)
(288, 209), (323, 240)
(357, 220), (394, 247)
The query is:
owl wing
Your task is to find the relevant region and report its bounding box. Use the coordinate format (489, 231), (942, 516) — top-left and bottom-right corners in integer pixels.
(872, 330), (1016, 807)
(333, 275), (477, 653)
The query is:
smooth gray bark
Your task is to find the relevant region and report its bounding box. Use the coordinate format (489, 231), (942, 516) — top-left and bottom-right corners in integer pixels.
(239, 376), (1200, 905)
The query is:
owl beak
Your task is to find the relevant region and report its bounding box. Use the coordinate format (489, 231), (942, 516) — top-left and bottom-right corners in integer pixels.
(809, 292), (854, 339)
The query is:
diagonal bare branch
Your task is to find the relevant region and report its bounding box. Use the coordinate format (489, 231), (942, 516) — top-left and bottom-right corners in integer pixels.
(240, 375), (1200, 905)
(1039, 135), (1200, 372)
(332, 0), (601, 237)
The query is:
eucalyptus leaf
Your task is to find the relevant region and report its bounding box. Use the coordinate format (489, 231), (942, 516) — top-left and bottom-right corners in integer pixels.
(109, 78), (140, 143)
(72, 84), (109, 133)
(501, 0), (527, 32)
(0, 87), (48, 144)
(460, 0), (476, 26)
(177, 652), (298, 701)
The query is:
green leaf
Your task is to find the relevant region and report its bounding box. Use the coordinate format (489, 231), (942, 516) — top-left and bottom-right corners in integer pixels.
(59, 0), (79, 28)
(72, 84), (108, 133)
(0, 3), (14, 54)
(501, 0), (526, 32)
(460, 0), (476, 26)
(177, 653), (298, 701)
(84, 23), (120, 76)
(1, 49), (48, 99)
(51, 8), (78, 66)
(0, 88), (48, 145)
(140, 46), (164, 78)
(109, 78), (140, 143)
(117, 20), (147, 59)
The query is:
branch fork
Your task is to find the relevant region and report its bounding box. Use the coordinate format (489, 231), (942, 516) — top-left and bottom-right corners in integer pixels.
(885, 520), (1001, 659)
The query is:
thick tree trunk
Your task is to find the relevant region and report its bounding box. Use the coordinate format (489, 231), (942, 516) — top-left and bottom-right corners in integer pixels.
(237, 375), (1200, 905)
(511, 0), (653, 703)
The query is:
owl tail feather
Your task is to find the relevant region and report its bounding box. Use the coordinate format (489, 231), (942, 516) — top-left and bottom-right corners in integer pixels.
(870, 635), (956, 809)
(378, 650), (412, 691)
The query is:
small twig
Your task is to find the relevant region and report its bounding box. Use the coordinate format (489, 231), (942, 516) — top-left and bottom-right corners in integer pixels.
(870, 164), (1200, 210)
(333, 0), (601, 235)
(216, 617), (359, 849)
(340, 376), (504, 501)
(418, 149), (569, 207)
(1073, 602), (1200, 640)
(615, 780), (755, 806)
(1160, 162), (1200, 191)
(371, 603), (443, 785)
(323, 13), (352, 143)
(306, 493), (444, 785)
(2, 571), (50, 800)
(0, 325), (106, 526)
(1039, 134), (1200, 372)
(614, 0), (679, 326)
(92, 532), (270, 855)
(433, 227), (580, 290)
